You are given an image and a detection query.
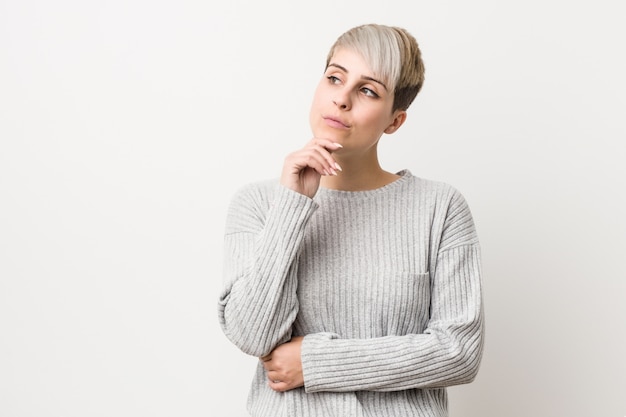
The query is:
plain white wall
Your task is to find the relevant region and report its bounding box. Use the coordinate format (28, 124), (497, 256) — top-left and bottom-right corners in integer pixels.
(1, 0), (625, 416)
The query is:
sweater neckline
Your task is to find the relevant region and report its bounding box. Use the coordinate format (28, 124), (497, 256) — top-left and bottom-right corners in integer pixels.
(316, 169), (412, 198)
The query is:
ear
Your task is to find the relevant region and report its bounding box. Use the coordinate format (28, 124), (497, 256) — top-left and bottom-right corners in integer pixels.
(384, 110), (407, 134)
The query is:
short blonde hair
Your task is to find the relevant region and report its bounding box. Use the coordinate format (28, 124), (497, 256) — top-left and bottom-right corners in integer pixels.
(326, 24), (425, 112)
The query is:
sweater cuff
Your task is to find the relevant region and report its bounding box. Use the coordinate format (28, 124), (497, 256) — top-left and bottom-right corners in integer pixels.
(273, 184), (318, 213)
(301, 332), (340, 393)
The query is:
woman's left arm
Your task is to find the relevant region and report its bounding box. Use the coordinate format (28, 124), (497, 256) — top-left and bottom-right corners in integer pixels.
(299, 190), (485, 393)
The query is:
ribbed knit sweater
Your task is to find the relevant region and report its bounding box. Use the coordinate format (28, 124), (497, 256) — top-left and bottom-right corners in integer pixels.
(218, 169), (484, 417)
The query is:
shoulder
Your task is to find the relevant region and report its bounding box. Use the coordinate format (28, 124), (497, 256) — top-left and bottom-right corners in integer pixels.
(225, 178), (280, 228)
(401, 170), (468, 209)
(402, 171), (479, 249)
(229, 178), (279, 206)
(225, 178), (319, 235)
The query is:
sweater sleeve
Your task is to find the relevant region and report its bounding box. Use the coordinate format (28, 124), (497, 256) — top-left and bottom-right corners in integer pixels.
(301, 189), (485, 392)
(217, 184), (318, 358)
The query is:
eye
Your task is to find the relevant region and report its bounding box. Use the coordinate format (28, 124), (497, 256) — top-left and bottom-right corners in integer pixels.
(361, 87), (379, 98)
(327, 75), (341, 84)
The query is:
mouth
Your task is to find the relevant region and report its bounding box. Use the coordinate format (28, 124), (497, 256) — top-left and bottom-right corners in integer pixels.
(323, 116), (350, 129)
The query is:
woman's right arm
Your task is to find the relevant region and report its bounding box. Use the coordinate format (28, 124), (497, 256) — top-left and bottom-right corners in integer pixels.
(218, 138), (340, 357)
(217, 183), (318, 358)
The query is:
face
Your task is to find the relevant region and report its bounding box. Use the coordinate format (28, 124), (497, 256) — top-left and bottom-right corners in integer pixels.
(309, 47), (406, 154)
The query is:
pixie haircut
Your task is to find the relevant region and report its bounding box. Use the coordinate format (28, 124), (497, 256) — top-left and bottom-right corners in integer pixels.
(326, 24), (425, 112)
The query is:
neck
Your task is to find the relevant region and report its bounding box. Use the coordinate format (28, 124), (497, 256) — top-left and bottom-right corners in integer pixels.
(320, 163), (400, 191)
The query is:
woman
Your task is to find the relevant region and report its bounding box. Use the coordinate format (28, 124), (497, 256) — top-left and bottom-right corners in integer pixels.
(218, 23), (484, 417)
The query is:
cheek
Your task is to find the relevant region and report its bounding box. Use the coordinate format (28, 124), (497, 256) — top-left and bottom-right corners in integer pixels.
(309, 96), (319, 124)
(309, 89), (327, 133)
(369, 106), (396, 129)
(360, 109), (387, 130)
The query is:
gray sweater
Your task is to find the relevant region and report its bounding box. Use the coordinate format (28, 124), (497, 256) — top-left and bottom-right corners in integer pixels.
(218, 170), (485, 417)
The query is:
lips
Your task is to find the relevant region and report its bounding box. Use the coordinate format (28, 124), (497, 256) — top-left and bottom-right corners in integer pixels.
(323, 116), (350, 129)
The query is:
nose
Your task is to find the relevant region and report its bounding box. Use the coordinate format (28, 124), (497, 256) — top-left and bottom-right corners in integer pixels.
(333, 90), (351, 110)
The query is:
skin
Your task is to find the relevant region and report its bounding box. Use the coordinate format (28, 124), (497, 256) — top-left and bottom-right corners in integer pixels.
(263, 47), (409, 392)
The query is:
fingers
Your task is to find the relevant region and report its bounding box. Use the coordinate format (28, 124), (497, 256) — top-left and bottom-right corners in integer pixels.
(266, 371), (293, 392)
(265, 341), (305, 392)
(268, 378), (288, 392)
(260, 337), (306, 392)
(264, 368), (284, 390)
(311, 139), (343, 175)
(281, 139), (343, 198)
(287, 139), (343, 177)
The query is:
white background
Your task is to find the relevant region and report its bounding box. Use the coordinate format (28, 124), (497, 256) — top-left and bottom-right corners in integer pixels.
(1, 0), (625, 416)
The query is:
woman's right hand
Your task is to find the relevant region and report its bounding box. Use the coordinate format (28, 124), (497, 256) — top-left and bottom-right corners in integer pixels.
(280, 138), (343, 198)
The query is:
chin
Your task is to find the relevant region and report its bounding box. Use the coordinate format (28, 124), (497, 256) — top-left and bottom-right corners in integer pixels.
(312, 125), (343, 142)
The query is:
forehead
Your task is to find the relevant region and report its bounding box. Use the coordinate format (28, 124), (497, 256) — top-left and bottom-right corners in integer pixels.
(327, 48), (375, 76)
(327, 47), (393, 91)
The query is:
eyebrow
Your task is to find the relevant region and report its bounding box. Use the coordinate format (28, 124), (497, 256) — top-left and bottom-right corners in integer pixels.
(327, 63), (388, 91)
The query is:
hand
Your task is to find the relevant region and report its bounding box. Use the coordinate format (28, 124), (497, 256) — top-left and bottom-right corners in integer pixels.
(260, 336), (305, 392)
(280, 138), (343, 198)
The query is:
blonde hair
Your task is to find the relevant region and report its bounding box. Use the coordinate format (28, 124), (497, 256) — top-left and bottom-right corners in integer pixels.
(326, 24), (425, 112)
